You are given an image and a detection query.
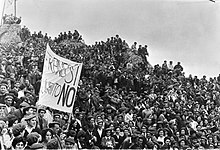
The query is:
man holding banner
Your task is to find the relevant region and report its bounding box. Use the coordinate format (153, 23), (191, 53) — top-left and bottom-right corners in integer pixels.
(38, 44), (82, 115)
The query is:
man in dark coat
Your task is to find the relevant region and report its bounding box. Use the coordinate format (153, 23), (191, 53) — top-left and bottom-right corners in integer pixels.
(92, 120), (106, 148)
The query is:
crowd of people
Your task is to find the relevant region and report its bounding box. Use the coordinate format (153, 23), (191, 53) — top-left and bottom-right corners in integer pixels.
(0, 24), (220, 150)
(2, 14), (22, 25)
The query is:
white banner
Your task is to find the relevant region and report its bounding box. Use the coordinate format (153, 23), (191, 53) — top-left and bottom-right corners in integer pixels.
(38, 44), (82, 113)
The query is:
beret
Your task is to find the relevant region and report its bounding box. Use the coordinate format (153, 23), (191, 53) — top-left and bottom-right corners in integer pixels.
(0, 74), (5, 78)
(37, 106), (46, 113)
(46, 138), (59, 149)
(106, 104), (116, 111)
(20, 101), (30, 108)
(65, 137), (75, 144)
(67, 130), (76, 137)
(77, 129), (86, 138)
(27, 132), (40, 146)
(53, 113), (61, 117)
(105, 128), (112, 132)
(12, 123), (26, 136)
(0, 80), (8, 87)
(29, 143), (44, 149)
(0, 103), (6, 108)
(4, 93), (14, 100)
(49, 122), (60, 128)
(87, 115), (93, 120)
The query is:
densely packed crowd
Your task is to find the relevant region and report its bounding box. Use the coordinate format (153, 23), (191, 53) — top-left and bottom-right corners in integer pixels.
(0, 25), (220, 150)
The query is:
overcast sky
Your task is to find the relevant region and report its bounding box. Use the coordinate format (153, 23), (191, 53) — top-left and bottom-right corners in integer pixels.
(1, 0), (220, 78)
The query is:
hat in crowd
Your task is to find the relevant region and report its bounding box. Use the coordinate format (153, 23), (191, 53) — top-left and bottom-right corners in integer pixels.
(0, 80), (8, 88)
(157, 120), (164, 124)
(53, 113), (61, 118)
(49, 122), (60, 128)
(4, 93), (14, 100)
(201, 136), (207, 140)
(97, 119), (103, 124)
(0, 103), (6, 108)
(106, 104), (116, 111)
(20, 101), (30, 108)
(78, 91), (89, 101)
(65, 137), (75, 144)
(148, 126), (157, 134)
(0, 74), (5, 78)
(27, 132), (40, 146)
(4, 114), (18, 126)
(87, 115), (94, 120)
(29, 143), (44, 149)
(119, 106), (129, 112)
(67, 130), (76, 137)
(77, 129), (86, 138)
(12, 123), (26, 137)
(105, 128), (112, 132)
(37, 106), (46, 113)
(46, 138), (59, 149)
(23, 105), (36, 112)
(25, 114), (36, 121)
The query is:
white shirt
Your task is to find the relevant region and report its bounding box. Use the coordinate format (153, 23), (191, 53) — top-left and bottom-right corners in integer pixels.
(97, 128), (103, 137)
(18, 90), (25, 99)
(25, 126), (34, 134)
(157, 136), (165, 145)
(168, 64), (174, 70)
(124, 113), (133, 123)
(190, 120), (198, 131)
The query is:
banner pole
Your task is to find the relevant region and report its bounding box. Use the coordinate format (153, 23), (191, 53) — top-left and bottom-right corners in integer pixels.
(66, 113), (72, 131)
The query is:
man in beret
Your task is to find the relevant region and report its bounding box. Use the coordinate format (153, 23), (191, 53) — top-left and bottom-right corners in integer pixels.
(24, 114), (41, 138)
(65, 137), (77, 149)
(0, 74), (5, 83)
(49, 122), (63, 148)
(12, 123), (25, 138)
(20, 105), (36, 124)
(0, 103), (7, 117)
(46, 138), (61, 149)
(161, 137), (172, 149)
(101, 128), (116, 149)
(53, 113), (65, 128)
(36, 106), (48, 130)
(4, 93), (16, 114)
(0, 81), (9, 104)
(76, 129), (89, 149)
(93, 119), (106, 148)
(11, 101), (30, 122)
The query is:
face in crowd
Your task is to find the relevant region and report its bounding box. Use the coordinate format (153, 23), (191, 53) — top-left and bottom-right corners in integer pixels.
(53, 123), (60, 135)
(27, 116), (37, 128)
(0, 85), (8, 94)
(5, 97), (13, 106)
(26, 108), (34, 115)
(65, 141), (75, 149)
(15, 142), (25, 150)
(46, 130), (53, 142)
(38, 110), (45, 118)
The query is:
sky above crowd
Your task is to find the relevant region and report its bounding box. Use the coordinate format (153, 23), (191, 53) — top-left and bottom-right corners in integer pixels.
(1, 0), (220, 78)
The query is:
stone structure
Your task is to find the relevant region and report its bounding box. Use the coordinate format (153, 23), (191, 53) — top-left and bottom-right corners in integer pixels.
(0, 24), (21, 44)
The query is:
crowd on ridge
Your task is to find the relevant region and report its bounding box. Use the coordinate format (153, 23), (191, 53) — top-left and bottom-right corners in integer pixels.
(0, 25), (219, 150)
